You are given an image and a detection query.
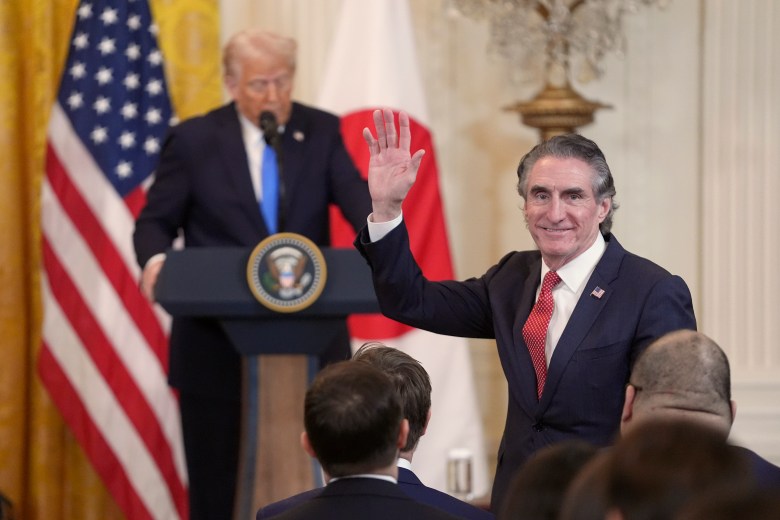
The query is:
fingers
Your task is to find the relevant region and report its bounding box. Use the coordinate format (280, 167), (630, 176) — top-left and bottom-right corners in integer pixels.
(365, 108), (420, 159)
(398, 111), (411, 153)
(383, 108), (397, 148)
(363, 127), (379, 155)
(372, 109), (387, 150)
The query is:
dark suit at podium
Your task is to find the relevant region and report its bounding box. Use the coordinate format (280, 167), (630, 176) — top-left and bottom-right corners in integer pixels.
(133, 101), (371, 517)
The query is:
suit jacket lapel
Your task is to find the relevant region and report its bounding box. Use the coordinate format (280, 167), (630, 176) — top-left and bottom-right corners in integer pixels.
(217, 103), (268, 235)
(279, 103), (306, 217)
(510, 257), (545, 413)
(539, 235), (625, 408)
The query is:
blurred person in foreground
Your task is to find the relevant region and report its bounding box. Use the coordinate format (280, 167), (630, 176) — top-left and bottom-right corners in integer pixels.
(603, 418), (753, 520)
(497, 439), (598, 520)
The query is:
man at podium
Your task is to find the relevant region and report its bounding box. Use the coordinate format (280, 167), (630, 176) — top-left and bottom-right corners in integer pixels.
(133, 29), (371, 520)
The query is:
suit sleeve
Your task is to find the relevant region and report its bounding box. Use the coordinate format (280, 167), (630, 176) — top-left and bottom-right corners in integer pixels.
(355, 221), (496, 338)
(133, 128), (191, 267)
(631, 273), (697, 364)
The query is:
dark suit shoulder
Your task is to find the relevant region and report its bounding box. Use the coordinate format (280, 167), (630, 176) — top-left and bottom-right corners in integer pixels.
(256, 488), (321, 519)
(399, 469), (494, 519)
(601, 233), (681, 281)
(735, 445), (780, 489)
(271, 478), (460, 520)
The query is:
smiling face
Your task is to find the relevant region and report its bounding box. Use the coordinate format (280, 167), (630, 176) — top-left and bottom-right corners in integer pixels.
(523, 156), (611, 270)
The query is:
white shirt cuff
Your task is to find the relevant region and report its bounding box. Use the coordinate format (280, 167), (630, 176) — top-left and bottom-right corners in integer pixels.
(367, 211), (403, 242)
(144, 252), (167, 271)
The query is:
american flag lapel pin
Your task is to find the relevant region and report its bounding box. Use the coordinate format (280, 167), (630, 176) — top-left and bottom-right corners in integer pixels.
(590, 286), (605, 299)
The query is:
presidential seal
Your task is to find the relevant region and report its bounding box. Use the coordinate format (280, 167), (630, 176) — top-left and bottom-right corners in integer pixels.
(246, 233), (327, 313)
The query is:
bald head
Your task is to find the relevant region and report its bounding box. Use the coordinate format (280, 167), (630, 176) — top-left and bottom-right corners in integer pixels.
(622, 330), (734, 436)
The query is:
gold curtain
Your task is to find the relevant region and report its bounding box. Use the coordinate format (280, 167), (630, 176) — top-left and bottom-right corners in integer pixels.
(0, 0), (221, 518)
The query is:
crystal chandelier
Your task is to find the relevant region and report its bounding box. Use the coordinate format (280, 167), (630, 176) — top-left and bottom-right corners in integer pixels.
(447, 0), (671, 139)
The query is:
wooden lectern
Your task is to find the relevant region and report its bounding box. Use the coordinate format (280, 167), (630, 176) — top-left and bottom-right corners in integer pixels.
(154, 247), (378, 519)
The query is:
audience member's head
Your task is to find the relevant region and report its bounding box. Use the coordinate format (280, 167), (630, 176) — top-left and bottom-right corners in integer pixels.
(675, 485), (780, 520)
(559, 450), (613, 520)
(498, 439), (598, 520)
(301, 361), (408, 479)
(622, 329), (735, 437)
(605, 418), (752, 520)
(352, 342), (432, 455)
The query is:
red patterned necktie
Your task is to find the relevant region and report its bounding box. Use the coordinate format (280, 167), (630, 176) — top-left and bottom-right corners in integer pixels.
(522, 270), (561, 399)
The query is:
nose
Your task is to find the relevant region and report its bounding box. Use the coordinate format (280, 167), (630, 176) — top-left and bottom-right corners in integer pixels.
(265, 83), (279, 102)
(546, 196), (565, 222)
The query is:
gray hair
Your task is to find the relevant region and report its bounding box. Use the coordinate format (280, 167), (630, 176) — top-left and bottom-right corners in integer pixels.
(516, 134), (619, 235)
(222, 29), (297, 82)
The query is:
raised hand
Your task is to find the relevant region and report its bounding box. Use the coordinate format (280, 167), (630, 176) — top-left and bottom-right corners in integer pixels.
(362, 108), (425, 222)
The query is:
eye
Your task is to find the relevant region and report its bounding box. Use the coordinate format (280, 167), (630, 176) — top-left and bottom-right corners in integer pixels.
(248, 79), (270, 93)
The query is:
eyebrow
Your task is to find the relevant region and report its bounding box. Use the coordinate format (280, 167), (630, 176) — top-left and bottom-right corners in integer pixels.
(528, 185), (587, 196)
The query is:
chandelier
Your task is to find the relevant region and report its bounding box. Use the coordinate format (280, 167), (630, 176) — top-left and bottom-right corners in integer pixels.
(447, 0), (671, 139)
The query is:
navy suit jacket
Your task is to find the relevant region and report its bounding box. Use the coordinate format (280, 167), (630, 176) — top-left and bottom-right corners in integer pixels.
(736, 446), (780, 489)
(133, 102), (371, 396)
(257, 467), (493, 519)
(354, 223), (696, 510)
(267, 477), (460, 520)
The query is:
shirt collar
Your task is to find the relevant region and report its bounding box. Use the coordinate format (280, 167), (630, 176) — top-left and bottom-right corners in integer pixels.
(329, 474), (397, 484)
(396, 458), (413, 471)
(236, 108), (263, 147)
(236, 105), (285, 143)
(542, 232), (606, 294)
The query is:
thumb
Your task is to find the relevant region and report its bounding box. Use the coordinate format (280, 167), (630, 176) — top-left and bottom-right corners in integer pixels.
(410, 149), (425, 171)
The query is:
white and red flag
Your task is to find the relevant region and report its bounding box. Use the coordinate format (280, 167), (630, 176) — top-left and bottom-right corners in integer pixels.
(321, 0), (489, 497)
(38, 1), (188, 518)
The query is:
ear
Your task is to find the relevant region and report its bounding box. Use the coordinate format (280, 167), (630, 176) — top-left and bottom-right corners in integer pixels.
(420, 409), (431, 437)
(397, 419), (410, 450)
(301, 431), (316, 459)
(620, 384), (637, 431)
(597, 197), (611, 222)
(224, 76), (238, 99)
(730, 400), (737, 424)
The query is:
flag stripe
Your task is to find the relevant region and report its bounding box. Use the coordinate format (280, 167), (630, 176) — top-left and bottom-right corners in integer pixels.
(47, 103), (142, 275)
(40, 281), (182, 519)
(41, 236), (187, 517)
(41, 176), (186, 483)
(46, 142), (169, 368)
(38, 345), (154, 520)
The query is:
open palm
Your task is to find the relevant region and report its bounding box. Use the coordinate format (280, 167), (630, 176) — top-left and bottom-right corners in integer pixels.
(362, 108), (425, 222)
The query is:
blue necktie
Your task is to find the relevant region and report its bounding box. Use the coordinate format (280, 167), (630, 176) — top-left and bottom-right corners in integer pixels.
(261, 144), (278, 234)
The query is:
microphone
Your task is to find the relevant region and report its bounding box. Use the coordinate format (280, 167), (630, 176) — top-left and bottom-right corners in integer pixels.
(258, 110), (285, 232)
(259, 110), (280, 148)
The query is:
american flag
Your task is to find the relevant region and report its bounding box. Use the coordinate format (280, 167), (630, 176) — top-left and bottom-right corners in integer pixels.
(591, 286), (606, 299)
(38, 1), (188, 518)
